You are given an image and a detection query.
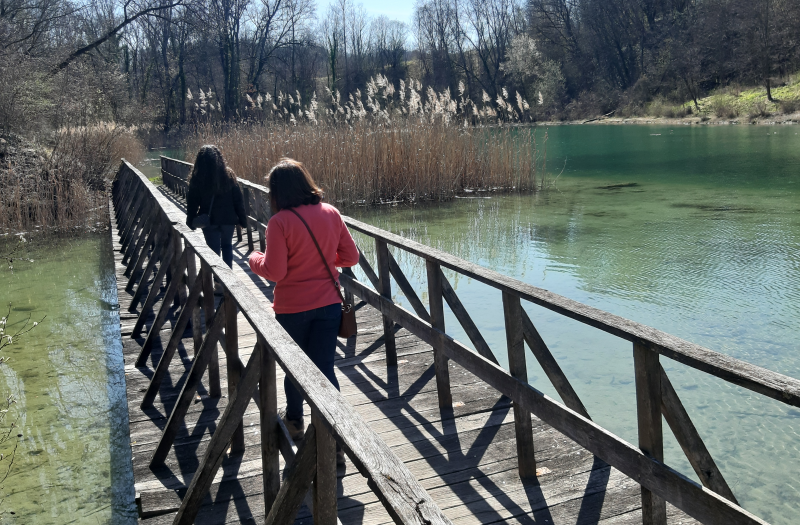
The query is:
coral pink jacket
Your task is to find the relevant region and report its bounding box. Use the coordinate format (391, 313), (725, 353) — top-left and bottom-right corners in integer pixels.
(248, 203), (359, 314)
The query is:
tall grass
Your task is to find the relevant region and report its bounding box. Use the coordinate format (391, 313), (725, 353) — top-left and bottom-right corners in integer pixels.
(0, 124), (143, 234)
(186, 76), (548, 206)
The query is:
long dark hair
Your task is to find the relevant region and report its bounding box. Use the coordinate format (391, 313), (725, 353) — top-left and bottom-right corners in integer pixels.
(189, 145), (237, 194)
(267, 158), (323, 211)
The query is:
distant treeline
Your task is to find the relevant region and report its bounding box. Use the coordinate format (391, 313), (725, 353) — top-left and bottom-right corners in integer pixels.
(1, 0), (800, 134)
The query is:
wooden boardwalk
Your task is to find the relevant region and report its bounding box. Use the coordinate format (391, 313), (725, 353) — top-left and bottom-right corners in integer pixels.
(108, 156), (800, 525)
(112, 181), (699, 524)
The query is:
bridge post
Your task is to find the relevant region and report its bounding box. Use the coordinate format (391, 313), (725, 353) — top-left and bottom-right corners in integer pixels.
(224, 288), (245, 452)
(312, 409), (338, 525)
(503, 292), (537, 480)
(634, 341), (667, 525)
(201, 259), (222, 398)
(375, 239), (397, 366)
(426, 260), (452, 409)
(259, 337), (280, 511)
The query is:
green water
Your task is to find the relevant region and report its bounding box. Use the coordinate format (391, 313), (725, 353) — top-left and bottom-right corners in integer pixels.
(350, 124), (800, 524)
(0, 234), (136, 524)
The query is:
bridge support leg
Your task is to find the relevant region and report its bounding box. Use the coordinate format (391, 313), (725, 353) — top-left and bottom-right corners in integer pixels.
(634, 342), (667, 525)
(503, 292), (537, 479)
(426, 261), (452, 409)
(375, 239), (397, 366)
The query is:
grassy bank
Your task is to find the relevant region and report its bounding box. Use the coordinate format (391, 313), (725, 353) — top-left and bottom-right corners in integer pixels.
(624, 78), (800, 124)
(185, 78), (548, 206)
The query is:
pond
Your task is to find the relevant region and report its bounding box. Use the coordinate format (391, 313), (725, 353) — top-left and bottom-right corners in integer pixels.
(0, 234), (136, 524)
(2, 124), (798, 523)
(349, 123), (800, 525)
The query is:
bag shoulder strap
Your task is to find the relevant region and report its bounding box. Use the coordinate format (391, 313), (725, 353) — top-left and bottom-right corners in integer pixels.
(287, 208), (346, 304)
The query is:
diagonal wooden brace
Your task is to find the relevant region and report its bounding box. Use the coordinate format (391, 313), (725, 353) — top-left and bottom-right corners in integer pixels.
(150, 297), (227, 468)
(173, 346), (264, 525)
(139, 273), (204, 403)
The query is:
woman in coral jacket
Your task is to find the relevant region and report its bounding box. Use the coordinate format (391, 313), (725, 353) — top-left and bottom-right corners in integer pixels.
(248, 159), (358, 462)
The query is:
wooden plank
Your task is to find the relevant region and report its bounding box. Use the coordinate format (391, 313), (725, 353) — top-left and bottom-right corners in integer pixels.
(519, 308), (590, 419)
(357, 247), (381, 291)
(312, 409), (337, 525)
(121, 195), (149, 262)
(388, 250), (430, 322)
(131, 236), (175, 338)
(440, 269), (498, 365)
(173, 346), (262, 525)
(339, 274), (768, 525)
(503, 291), (536, 480)
(342, 216), (800, 409)
(224, 288), (245, 453)
(201, 259), (222, 398)
(660, 366), (738, 504)
(120, 189), (147, 249)
(264, 425), (317, 525)
(125, 209), (160, 283)
(242, 186), (255, 252)
(634, 341), (666, 525)
(123, 199), (155, 270)
(138, 273), (203, 402)
(260, 338), (280, 512)
(150, 298), (228, 467)
(186, 246), (203, 354)
(375, 239), (397, 367)
(129, 224), (170, 309)
(426, 260), (452, 409)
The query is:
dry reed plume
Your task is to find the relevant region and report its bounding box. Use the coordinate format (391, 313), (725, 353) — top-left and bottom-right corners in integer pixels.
(186, 75), (548, 205)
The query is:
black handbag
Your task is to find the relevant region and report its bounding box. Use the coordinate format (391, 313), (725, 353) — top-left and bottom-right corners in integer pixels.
(191, 194), (215, 229)
(288, 209), (357, 338)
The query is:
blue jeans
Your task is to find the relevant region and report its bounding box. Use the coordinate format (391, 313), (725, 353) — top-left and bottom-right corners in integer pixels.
(276, 303), (342, 421)
(202, 224), (235, 268)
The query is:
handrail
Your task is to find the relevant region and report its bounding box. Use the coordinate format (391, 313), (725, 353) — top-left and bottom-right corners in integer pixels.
(154, 154), (793, 525)
(114, 159), (452, 525)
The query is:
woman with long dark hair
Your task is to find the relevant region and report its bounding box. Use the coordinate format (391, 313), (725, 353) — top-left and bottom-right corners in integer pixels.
(248, 159), (358, 464)
(186, 145), (247, 268)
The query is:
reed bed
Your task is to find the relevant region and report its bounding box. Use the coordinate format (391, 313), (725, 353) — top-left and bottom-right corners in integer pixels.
(0, 125), (143, 234)
(186, 76), (548, 206)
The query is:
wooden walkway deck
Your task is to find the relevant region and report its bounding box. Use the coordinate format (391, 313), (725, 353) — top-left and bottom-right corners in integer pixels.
(112, 185), (699, 524)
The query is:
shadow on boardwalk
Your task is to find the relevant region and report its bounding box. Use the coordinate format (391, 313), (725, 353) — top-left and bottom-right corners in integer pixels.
(117, 185), (697, 525)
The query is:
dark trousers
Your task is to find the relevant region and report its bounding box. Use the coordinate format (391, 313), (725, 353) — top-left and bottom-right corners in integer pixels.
(275, 303), (342, 421)
(202, 224), (235, 268)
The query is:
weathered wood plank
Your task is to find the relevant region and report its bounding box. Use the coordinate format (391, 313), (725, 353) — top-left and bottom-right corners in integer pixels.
(388, 250), (430, 322)
(426, 260), (452, 409)
(439, 269), (498, 365)
(264, 425), (317, 525)
(375, 239), (397, 367)
(660, 367), (738, 504)
(634, 342), (666, 525)
(312, 409), (337, 525)
(520, 308), (590, 419)
(151, 298), (228, 467)
(173, 345), (262, 525)
(503, 292), (536, 480)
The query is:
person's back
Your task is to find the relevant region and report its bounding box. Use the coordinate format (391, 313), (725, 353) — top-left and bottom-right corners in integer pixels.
(250, 202), (357, 314)
(185, 145), (247, 268)
(248, 158), (357, 465)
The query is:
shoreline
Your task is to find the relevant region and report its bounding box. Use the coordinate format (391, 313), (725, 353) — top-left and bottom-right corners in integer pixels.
(534, 113), (800, 127)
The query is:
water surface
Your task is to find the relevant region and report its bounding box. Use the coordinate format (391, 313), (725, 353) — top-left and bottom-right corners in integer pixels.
(350, 124), (800, 525)
(0, 234), (136, 524)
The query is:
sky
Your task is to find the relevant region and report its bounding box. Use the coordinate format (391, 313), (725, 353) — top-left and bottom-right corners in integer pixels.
(313, 0), (417, 24)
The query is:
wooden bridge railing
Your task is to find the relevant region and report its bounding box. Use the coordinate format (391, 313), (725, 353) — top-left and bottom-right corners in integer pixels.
(157, 155), (800, 525)
(115, 159), (452, 525)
